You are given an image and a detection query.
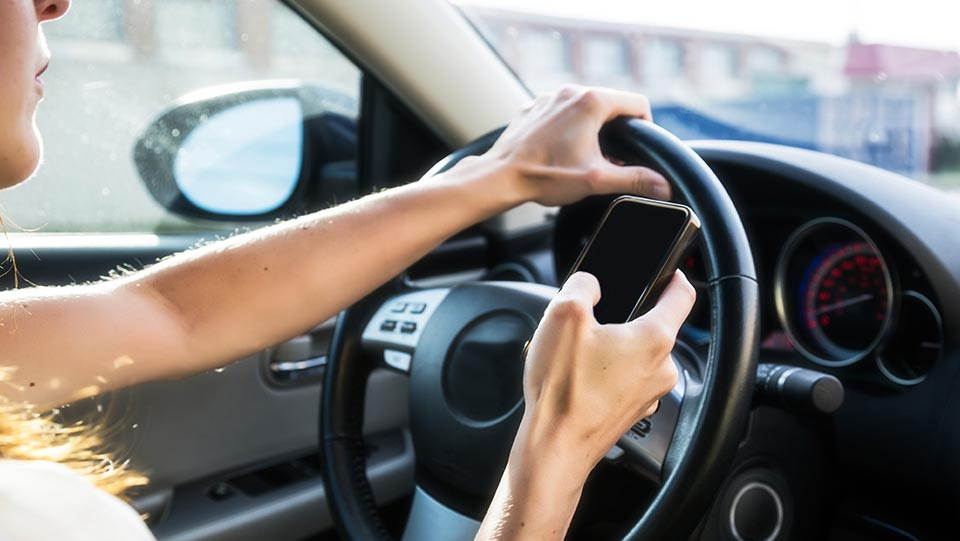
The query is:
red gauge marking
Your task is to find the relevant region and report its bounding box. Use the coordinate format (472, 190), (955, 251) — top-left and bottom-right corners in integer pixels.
(800, 241), (891, 355)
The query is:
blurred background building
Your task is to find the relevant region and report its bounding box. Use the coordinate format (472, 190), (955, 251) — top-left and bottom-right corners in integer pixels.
(464, 6), (960, 178)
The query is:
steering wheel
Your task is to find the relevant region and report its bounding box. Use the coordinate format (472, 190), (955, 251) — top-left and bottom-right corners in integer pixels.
(319, 118), (759, 540)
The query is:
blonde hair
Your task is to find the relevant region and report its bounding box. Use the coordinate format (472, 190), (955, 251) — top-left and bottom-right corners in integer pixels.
(0, 214), (23, 288)
(0, 402), (148, 499)
(1, 217), (147, 500)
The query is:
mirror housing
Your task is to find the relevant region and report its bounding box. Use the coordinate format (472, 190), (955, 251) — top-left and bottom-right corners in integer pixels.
(134, 80), (357, 222)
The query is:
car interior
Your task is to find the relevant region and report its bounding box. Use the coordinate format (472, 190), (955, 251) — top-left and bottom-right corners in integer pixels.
(3, 0), (958, 540)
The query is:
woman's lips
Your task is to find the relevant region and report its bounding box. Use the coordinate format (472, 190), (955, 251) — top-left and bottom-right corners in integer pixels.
(35, 62), (49, 92)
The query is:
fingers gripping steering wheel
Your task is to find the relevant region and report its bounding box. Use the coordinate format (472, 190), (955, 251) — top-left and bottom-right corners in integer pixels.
(319, 118), (759, 540)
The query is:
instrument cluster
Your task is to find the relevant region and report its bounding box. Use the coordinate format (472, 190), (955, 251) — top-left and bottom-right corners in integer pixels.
(772, 218), (943, 385)
(676, 216), (943, 387)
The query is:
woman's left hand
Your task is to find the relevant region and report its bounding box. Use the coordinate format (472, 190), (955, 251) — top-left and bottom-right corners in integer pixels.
(479, 85), (671, 206)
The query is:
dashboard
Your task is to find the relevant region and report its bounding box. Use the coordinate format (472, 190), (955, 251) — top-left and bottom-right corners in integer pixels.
(550, 140), (960, 539)
(554, 155), (948, 392)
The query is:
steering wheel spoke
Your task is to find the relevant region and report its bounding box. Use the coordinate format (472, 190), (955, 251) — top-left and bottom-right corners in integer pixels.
(402, 486), (481, 541)
(360, 288), (451, 374)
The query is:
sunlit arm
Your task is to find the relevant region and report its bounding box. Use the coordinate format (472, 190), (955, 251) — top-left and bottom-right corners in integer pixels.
(0, 157), (520, 410)
(475, 415), (589, 541)
(0, 86), (667, 411)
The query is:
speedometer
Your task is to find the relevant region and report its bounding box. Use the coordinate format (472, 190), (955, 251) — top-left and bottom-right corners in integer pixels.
(775, 218), (895, 367)
(799, 241), (889, 357)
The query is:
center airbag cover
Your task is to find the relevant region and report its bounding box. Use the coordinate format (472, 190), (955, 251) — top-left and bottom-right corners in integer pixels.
(443, 311), (532, 425)
(409, 282), (553, 503)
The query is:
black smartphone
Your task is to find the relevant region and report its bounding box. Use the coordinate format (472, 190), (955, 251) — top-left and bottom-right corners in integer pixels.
(567, 196), (700, 324)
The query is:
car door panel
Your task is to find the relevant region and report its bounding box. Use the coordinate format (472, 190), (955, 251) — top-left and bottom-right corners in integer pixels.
(138, 365), (411, 540)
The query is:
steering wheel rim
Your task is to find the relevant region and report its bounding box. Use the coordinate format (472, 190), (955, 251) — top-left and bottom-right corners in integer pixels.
(320, 118), (760, 540)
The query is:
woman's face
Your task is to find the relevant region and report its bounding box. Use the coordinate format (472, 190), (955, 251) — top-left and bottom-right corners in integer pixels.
(0, 0), (70, 189)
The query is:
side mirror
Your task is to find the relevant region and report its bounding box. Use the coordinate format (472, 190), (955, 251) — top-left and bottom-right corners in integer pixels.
(134, 81), (357, 221)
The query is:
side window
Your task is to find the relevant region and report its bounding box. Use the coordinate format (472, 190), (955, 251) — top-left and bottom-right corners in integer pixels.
(4, 0), (360, 233)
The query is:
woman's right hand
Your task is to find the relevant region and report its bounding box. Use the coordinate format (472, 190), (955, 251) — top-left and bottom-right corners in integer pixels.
(475, 270), (696, 540)
(517, 270), (696, 480)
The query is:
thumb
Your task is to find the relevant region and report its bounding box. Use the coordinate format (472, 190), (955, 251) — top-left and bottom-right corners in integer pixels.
(595, 162), (671, 200)
(552, 271), (602, 312)
(531, 272), (601, 360)
(548, 271), (600, 317)
(632, 271), (696, 335)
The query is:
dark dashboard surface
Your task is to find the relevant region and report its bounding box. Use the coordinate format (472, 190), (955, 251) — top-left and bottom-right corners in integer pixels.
(552, 141), (960, 538)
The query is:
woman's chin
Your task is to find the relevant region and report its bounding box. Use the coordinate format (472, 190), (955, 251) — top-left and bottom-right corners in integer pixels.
(0, 124), (43, 189)
(0, 150), (42, 190)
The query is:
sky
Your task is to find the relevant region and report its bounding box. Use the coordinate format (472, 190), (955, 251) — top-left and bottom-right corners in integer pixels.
(455, 0), (960, 52)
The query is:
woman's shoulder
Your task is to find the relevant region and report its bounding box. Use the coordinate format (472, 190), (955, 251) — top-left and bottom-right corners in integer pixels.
(0, 459), (155, 541)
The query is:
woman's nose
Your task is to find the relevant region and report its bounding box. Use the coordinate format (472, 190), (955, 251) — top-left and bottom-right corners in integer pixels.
(35, 0), (71, 23)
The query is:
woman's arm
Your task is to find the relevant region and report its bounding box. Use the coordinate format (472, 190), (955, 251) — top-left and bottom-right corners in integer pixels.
(0, 86), (669, 410)
(476, 271), (696, 540)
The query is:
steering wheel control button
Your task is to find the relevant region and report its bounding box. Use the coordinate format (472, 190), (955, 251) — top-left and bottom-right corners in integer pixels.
(383, 349), (412, 372)
(380, 320), (397, 332)
(361, 288), (450, 350)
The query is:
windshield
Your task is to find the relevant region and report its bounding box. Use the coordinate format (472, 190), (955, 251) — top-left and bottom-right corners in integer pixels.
(454, 0), (960, 192)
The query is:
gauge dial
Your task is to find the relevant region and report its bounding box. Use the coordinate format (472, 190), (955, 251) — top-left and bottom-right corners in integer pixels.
(877, 291), (943, 386)
(775, 219), (895, 367)
(798, 241), (889, 359)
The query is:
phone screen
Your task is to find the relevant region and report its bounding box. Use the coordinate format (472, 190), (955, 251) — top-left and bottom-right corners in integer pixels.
(575, 199), (691, 324)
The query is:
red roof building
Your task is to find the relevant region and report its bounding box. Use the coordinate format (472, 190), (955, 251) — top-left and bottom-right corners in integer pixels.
(845, 43), (960, 82)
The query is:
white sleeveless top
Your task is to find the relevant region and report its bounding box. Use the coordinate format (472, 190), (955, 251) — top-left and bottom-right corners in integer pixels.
(0, 460), (155, 540)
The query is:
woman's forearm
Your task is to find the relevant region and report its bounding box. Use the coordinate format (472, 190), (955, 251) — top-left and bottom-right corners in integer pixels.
(476, 412), (591, 541)
(0, 158), (523, 409)
(131, 157), (523, 372)
(477, 463), (584, 541)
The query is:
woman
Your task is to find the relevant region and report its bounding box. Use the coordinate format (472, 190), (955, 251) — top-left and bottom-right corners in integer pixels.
(0, 0), (695, 539)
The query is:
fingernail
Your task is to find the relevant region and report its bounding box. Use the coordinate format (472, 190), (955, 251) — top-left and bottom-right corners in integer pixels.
(652, 181), (671, 200)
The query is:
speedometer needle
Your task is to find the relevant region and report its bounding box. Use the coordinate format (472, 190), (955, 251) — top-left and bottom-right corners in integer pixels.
(816, 293), (874, 315)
